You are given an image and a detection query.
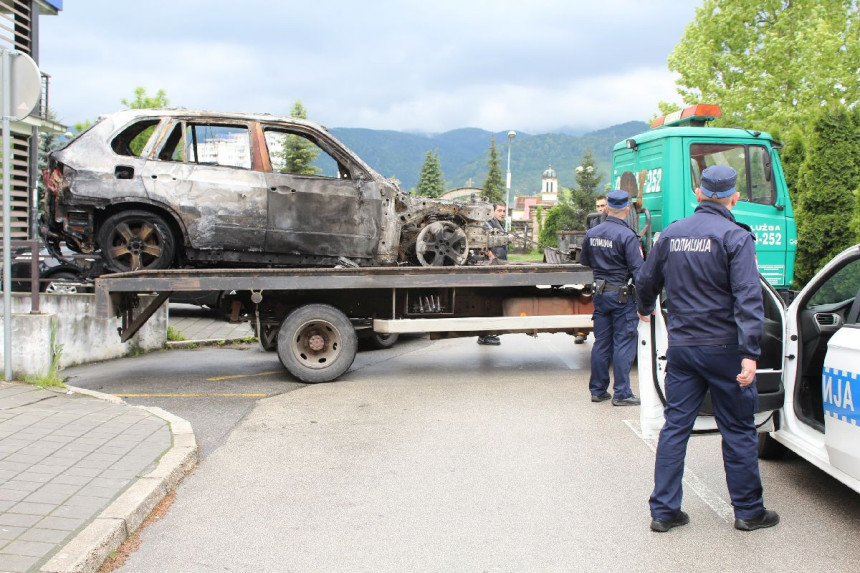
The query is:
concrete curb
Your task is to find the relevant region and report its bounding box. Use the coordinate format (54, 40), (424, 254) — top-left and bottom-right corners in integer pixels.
(39, 388), (199, 573)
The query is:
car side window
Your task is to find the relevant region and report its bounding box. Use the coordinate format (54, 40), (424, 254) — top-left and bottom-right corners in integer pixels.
(806, 258), (860, 318)
(264, 129), (344, 179)
(111, 119), (160, 157)
(156, 122), (251, 169)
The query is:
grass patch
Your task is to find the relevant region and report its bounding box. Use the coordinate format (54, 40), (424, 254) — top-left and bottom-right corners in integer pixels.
(508, 250), (544, 261)
(166, 326), (186, 341)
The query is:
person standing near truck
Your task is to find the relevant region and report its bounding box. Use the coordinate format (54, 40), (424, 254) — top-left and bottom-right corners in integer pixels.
(578, 190), (643, 405)
(577, 195), (610, 344)
(478, 202), (508, 346)
(635, 165), (779, 533)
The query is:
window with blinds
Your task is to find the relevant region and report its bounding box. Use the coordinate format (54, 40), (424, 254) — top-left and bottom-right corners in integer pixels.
(0, 0), (32, 54)
(0, 0), (34, 240)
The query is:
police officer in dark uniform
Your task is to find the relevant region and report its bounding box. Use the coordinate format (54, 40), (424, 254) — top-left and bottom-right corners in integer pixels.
(579, 189), (643, 406)
(636, 165), (779, 533)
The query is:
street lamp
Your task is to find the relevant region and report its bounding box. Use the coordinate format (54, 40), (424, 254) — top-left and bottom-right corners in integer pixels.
(505, 130), (516, 231)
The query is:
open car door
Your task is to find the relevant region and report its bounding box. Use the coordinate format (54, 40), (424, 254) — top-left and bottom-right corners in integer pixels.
(765, 244), (860, 492)
(638, 279), (787, 439)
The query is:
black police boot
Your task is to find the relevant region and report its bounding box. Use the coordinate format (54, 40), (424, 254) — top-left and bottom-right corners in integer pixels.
(734, 510), (779, 531)
(650, 511), (690, 533)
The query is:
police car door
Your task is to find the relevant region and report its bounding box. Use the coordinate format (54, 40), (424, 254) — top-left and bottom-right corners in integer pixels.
(780, 244), (860, 486)
(637, 275), (787, 438)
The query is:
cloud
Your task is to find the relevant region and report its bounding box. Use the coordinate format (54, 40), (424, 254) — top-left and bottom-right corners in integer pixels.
(38, 0), (698, 131)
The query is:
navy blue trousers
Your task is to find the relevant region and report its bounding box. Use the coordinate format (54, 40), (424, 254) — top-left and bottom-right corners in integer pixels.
(589, 292), (638, 399)
(649, 344), (765, 521)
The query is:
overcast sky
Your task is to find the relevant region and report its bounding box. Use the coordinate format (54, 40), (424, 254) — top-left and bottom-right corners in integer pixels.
(39, 0), (702, 134)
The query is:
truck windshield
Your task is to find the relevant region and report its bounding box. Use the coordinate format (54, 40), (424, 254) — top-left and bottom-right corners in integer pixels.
(690, 143), (775, 205)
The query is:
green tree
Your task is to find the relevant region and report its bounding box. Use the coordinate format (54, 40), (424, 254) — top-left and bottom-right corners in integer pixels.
(279, 100), (320, 175)
(121, 87), (170, 109)
(481, 136), (505, 203)
(793, 103), (860, 286)
(118, 87), (171, 155)
(574, 151), (603, 197)
(772, 125), (806, 206)
(666, 0), (860, 134)
(538, 203), (583, 249)
(415, 150), (446, 197)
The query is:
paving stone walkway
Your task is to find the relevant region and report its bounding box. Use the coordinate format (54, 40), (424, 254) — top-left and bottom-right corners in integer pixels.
(0, 383), (170, 572)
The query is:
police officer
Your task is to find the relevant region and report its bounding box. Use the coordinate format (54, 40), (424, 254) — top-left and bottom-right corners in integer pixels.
(579, 189), (643, 405)
(636, 165), (779, 533)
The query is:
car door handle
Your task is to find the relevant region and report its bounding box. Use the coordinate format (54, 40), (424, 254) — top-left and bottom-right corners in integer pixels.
(270, 186), (297, 193)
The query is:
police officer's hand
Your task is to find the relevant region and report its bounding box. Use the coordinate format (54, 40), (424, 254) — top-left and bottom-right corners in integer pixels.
(737, 358), (757, 387)
(637, 311), (653, 322)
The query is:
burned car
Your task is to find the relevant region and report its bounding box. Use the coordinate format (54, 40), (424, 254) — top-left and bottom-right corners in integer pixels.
(42, 109), (507, 273)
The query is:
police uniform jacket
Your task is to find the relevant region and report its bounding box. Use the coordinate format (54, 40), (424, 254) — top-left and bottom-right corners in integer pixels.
(635, 201), (763, 360)
(579, 216), (642, 286)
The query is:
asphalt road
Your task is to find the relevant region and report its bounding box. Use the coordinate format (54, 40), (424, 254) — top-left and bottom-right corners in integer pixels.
(62, 334), (860, 572)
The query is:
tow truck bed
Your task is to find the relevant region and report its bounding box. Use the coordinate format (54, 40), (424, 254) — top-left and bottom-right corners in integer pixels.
(96, 262), (594, 382)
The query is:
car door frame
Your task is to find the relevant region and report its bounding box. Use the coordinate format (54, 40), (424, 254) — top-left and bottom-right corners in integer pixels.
(768, 244), (860, 492)
(637, 273), (787, 439)
(143, 117), (269, 252)
(259, 123), (384, 260)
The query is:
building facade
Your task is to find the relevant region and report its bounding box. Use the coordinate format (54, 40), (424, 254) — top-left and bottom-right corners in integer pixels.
(1, 0), (63, 241)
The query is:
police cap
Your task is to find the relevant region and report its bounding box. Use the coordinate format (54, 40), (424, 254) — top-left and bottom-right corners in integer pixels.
(606, 189), (629, 209)
(700, 165), (737, 198)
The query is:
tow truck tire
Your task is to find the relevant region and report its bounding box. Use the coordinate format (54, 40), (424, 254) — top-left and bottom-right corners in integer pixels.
(277, 304), (357, 383)
(367, 332), (399, 350)
(757, 431), (787, 460)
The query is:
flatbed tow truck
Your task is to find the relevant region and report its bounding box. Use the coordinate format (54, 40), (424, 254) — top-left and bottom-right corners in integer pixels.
(95, 263), (594, 383)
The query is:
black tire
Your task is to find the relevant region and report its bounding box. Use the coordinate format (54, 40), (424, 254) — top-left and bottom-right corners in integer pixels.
(757, 431), (787, 460)
(98, 210), (176, 273)
(276, 304), (358, 383)
(366, 332), (399, 350)
(43, 271), (88, 294)
(254, 322), (279, 352)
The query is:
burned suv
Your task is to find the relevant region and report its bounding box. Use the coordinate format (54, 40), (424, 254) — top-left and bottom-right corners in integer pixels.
(42, 109), (506, 272)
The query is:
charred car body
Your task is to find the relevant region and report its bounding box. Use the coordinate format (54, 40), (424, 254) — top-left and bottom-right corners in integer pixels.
(42, 109), (507, 273)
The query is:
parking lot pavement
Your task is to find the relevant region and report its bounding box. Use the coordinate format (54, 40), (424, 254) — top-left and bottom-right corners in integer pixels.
(167, 304), (255, 345)
(0, 383), (197, 573)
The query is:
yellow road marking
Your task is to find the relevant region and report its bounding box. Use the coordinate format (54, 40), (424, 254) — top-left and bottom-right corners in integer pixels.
(206, 371), (280, 381)
(115, 393), (268, 398)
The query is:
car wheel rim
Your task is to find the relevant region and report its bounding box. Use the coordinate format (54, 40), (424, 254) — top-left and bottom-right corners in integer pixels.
(107, 220), (164, 271)
(415, 221), (468, 266)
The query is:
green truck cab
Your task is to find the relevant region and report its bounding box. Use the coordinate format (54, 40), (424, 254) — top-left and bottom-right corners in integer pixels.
(612, 104), (797, 290)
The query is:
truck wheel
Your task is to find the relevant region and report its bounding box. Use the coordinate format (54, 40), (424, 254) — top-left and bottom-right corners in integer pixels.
(757, 431), (787, 460)
(98, 210), (176, 272)
(277, 304), (357, 383)
(254, 322), (279, 352)
(366, 332), (399, 350)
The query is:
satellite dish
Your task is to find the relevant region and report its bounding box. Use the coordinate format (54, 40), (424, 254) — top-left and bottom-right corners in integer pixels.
(1, 50), (41, 121)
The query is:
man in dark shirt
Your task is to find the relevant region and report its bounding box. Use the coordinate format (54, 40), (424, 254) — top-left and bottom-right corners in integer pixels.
(478, 202), (508, 345)
(579, 190), (643, 405)
(636, 165), (779, 533)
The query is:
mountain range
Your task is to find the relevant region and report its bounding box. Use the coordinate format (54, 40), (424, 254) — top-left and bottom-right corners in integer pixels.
(330, 120), (650, 195)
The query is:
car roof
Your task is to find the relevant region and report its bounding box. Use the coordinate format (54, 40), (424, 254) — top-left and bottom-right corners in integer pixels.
(96, 108), (332, 133)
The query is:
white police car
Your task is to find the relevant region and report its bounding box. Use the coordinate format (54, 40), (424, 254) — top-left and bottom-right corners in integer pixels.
(638, 243), (860, 493)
